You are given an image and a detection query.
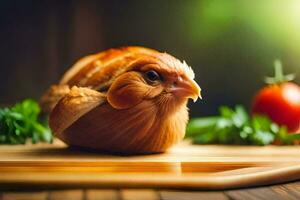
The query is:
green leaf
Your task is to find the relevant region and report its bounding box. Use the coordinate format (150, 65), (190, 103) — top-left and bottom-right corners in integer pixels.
(186, 117), (219, 137)
(192, 131), (217, 144)
(232, 105), (248, 127)
(186, 105), (298, 146)
(251, 130), (275, 145)
(285, 133), (300, 141)
(0, 99), (52, 144)
(219, 106), (234, 118)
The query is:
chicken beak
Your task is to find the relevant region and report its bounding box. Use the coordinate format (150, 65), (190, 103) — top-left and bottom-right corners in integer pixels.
(189, 79), (202, 102)
(170, 78), (202, 102)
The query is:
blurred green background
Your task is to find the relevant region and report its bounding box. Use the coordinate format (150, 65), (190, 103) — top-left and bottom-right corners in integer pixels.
(0, 0), (299, 117)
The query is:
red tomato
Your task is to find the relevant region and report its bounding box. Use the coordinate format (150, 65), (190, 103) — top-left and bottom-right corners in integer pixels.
(252, 82), (300, 133)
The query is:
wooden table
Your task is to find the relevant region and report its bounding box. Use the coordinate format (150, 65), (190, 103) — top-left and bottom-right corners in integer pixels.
(1, 182), (300, 200)
(1, 141), (300, 199)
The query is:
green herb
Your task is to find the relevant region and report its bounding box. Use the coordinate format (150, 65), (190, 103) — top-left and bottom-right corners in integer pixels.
(0, 99), (52, 144)
(186, 105), (300, 145)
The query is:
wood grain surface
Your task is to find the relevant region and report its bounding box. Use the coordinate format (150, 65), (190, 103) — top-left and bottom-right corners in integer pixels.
(1, 182), (300, 200)
(0, 140), (300, 190)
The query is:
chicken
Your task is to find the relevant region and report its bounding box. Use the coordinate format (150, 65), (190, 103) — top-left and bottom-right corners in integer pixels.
(40, 46), (201, 154)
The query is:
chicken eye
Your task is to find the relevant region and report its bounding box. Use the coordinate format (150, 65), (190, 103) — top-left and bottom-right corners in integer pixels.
(145, 70), (161, 83)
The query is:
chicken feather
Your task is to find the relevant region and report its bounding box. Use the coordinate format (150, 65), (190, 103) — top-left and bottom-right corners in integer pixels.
(41, 46), (201, 154)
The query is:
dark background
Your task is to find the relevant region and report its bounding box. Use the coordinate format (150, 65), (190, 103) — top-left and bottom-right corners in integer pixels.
(1, 0), (299, 117)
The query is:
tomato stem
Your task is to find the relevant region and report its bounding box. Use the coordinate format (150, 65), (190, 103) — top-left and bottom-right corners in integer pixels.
(274, 60), (284, 83)
(264, 59), (295, 85)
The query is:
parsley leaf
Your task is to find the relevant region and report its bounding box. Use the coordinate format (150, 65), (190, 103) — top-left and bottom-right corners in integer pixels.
(0, 99), (52, 144)
(186, 105), (299, 145)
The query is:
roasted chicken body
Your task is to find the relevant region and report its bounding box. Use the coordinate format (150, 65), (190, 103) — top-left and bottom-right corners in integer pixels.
(41, 46), (201, 154)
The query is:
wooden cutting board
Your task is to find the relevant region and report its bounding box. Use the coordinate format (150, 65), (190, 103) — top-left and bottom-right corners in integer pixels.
(0, 140), (300, 190)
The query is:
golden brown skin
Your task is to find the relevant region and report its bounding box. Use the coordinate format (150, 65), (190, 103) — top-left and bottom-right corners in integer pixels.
(41, 46), (201, 154)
